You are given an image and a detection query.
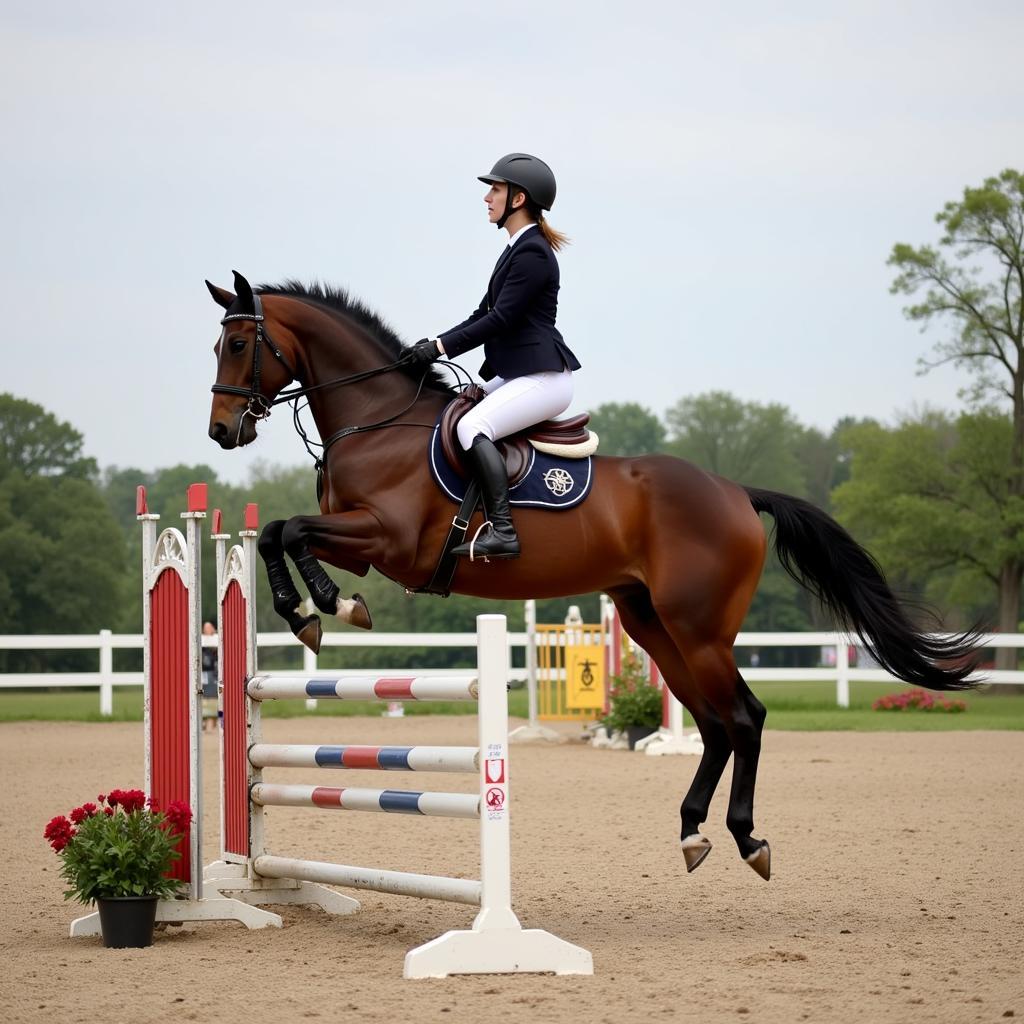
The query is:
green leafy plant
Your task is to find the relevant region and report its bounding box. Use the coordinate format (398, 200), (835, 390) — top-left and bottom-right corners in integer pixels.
(43, 789), (191, 904)
(605, 649), (663, 731)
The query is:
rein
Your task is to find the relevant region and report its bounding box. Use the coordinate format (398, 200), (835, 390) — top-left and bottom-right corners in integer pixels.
(211, 292), (464, 469)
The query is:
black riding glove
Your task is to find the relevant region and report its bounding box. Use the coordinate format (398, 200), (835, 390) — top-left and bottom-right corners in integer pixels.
(409, 338), (441, 367)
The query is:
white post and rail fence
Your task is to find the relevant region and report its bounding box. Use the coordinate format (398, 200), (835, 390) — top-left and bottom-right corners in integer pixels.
(1, 619), (1021, 718)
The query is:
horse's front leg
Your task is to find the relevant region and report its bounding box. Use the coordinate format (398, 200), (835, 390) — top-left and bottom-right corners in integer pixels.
(280, 511), (381, 650)
(258, 520), (325, 653)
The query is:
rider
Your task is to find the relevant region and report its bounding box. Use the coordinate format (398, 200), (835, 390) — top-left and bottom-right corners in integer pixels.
(410, 153), (581, 560)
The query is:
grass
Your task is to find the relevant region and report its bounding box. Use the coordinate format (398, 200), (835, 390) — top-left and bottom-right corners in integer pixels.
(0, 681), (1021, 730)
(755, 681), (1023, 731)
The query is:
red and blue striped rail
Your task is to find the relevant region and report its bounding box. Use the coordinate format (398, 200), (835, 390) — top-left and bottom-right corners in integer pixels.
(247, 674), (479, 702)
(248, 744), (479, 773)
(250, 783), (480, 819)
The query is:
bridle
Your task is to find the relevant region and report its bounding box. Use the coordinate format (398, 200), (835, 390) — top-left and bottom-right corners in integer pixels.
(211, 293), (299, 423)
(210, 291), (469, 468)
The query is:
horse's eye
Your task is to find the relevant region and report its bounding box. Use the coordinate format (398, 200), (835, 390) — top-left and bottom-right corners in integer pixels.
(229, 337), (247, 355)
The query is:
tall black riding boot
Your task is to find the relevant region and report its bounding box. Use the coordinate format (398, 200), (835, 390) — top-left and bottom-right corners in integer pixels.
(451, 435), (521, 560)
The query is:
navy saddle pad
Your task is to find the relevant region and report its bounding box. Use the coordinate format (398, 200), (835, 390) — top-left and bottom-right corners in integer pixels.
(428, 424), (593, 511)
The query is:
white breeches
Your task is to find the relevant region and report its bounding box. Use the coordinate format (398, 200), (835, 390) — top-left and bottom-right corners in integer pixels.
(457, 369), (574, 450)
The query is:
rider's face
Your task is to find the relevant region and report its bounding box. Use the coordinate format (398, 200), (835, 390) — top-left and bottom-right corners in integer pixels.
(485, 183), (506, 224)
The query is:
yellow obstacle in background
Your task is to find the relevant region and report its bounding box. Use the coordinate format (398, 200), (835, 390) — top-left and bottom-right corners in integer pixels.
(535, 606), (607, 722)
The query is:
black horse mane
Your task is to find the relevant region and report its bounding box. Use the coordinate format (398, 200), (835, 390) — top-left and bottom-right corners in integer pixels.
(256, 279), (454, 394)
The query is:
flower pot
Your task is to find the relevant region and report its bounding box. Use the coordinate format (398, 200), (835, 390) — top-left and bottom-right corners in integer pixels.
(626, 725), (658, 750)
(96, 895), (158, 948)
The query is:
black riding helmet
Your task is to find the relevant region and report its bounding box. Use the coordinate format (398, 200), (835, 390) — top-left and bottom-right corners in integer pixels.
(478, 153), (556, 229)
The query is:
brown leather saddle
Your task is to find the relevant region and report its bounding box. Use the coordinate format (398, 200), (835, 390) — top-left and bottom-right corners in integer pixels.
(439, 385), (591, 485)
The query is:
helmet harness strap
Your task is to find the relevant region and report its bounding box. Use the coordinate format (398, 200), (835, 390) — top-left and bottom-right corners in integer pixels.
(496, 183), (524, 230)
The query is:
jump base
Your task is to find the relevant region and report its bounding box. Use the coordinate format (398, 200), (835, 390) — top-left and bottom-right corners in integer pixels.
(404, 926), (594, 979)
(69, 891), (282, 937)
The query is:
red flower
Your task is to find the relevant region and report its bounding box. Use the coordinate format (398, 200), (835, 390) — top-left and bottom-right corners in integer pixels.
(118, 789), (147, 813)
(69, 806), (90, 824)
(43, 815), (76, 852)
(164, 800), (193, 836)
(103, 807), (114, 816)
(106, 789), (120, 808)
(97, 793), (106, 803)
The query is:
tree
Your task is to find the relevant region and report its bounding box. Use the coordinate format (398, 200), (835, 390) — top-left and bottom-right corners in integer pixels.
(587, 402), (666, 456)
(664, 391), (806, 494)
(663, 391), (828, 632)
(0, 393), (98, 482)
(832, 408), (1020, 634)
(0, 475), (128, 654)
(889, 169), (1024, 639)
(0, 397), (127, 648)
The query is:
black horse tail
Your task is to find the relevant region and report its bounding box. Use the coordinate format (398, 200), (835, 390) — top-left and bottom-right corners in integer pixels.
(745, 487), (982, 690)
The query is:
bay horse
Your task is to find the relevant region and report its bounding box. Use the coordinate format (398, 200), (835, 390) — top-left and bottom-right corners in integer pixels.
(206, 271), (978, 882)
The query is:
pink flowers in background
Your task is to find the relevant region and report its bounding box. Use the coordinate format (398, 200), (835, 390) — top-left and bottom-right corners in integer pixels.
(872, 689), (967, 713)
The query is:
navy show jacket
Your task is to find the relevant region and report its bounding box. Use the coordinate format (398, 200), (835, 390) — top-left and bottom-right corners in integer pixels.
(439, 227), (581, 381)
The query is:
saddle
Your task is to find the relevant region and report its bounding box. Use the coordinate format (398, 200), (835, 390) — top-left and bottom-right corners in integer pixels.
(439, 385), (599, 485)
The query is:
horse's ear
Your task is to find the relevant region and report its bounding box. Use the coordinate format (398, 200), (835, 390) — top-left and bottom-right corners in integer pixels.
(206, 280), (235, 309)
(232, 270), (255, 313)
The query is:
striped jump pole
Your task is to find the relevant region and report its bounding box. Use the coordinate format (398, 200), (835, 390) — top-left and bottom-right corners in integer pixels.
(70, 485), (279, 938)
(203, 505), (592, 978)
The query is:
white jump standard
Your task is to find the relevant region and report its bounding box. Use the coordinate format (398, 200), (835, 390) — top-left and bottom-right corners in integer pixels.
(69, 485), (279, 938)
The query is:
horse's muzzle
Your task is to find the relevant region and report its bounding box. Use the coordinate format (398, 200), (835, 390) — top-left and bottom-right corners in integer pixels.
(209, 413), (258, 449)
(209, 421), (236, 449)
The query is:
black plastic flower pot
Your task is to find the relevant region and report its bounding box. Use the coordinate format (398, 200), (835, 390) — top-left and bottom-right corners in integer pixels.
(626, 725), (658, 750)
(96, 895), (158, 948)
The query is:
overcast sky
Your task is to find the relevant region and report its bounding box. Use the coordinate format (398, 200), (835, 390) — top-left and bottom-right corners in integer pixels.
(2, 2), (1020, 484)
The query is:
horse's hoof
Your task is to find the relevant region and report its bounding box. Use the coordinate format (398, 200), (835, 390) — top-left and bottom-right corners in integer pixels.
(296, 615), (323, 655)
(337, 593), (372, 631)
(681, 834), (713, 873)
(744, 841), (771, 881)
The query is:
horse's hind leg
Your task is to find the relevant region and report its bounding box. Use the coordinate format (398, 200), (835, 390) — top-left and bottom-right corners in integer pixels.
(609, 585), (733, 874)
(670, 632), (770, 880)
(679, 705), (733, 871)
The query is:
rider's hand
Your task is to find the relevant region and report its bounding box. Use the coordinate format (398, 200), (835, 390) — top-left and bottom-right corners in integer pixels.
(409, 338), (442, 367)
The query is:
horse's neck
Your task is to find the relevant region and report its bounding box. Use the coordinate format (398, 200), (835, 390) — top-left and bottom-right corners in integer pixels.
(280, 301), (448, 495)
(282, 302), (420, 440)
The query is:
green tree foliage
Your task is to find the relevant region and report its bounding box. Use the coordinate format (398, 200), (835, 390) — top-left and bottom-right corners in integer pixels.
(0, 394), (99, 482)
(663, 391), (848, 641)
(664, 391), (807, 493)
(0, 398), (127, 660)
(832, 408), (1019, 629)
(588, 402), (666, 456)
(889, 169), (1024, 638)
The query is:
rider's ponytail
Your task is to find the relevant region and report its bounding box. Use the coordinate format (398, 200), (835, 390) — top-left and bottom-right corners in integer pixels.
(517, 192), (570, 252)
(536, 214), (570, 252)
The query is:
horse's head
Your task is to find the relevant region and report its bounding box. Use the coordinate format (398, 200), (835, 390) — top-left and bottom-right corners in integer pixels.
(206, 271), (298, 449)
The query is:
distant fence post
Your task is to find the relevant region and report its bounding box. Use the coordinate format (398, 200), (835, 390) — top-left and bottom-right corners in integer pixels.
(99, 629), (113, 716)
(524, 599), (538, 727)
(836, 637), (850, 708)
